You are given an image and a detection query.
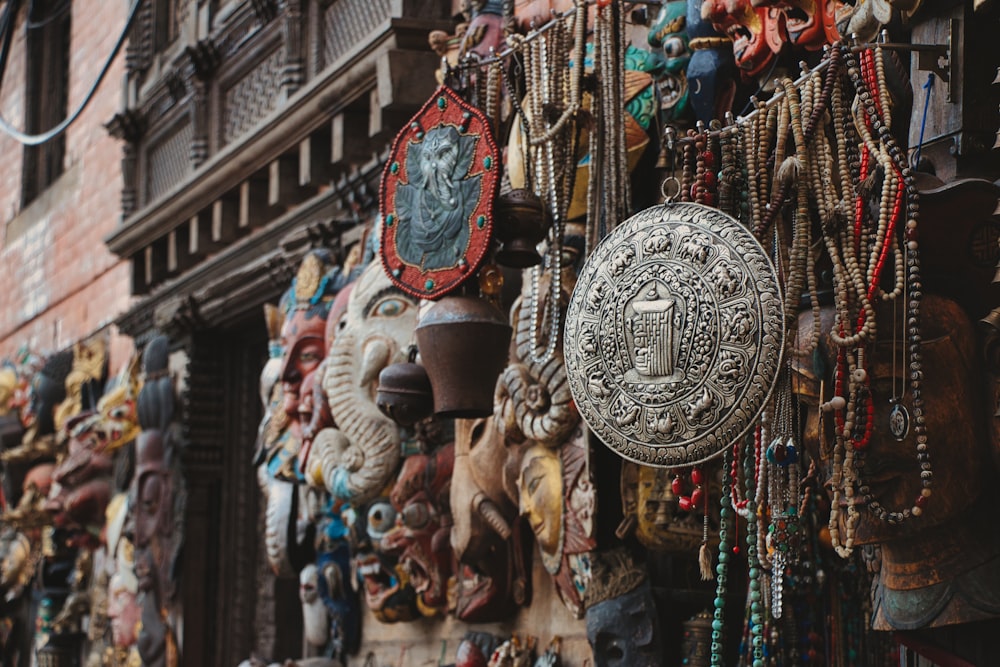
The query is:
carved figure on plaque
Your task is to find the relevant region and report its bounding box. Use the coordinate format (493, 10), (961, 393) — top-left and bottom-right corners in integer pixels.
(565, 203), (783, 467)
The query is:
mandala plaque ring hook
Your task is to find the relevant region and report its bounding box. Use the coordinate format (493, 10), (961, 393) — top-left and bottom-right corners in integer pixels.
(661, 177), (681, 204)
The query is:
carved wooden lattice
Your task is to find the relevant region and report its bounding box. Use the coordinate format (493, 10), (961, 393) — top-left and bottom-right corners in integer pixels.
(323, 0), (392, 66)
(175, 0), (193, 38)
(146, 120), (194, 203)
(222, 48), (283, 145)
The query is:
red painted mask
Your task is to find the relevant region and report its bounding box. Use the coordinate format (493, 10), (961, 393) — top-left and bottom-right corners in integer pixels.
(706, 0), (783, 79)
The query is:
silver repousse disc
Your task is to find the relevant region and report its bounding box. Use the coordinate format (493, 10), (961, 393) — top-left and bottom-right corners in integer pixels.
(564, 203), (785, 467)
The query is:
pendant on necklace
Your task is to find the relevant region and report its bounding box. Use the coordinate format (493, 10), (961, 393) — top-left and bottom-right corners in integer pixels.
(888, 399), (909, 441)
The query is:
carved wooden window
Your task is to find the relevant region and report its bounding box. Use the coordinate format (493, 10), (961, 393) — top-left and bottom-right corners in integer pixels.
(154, 0), (181, 51)
(321, 0), (393, 67)
(21, 0), (71, 206)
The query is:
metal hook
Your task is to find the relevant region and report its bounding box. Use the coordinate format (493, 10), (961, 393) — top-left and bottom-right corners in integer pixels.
(661, 176), (681, 203)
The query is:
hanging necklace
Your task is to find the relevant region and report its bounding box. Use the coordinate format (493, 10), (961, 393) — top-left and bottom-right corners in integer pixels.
(518, 4), (584, 364)
(842, 42), (933, 526)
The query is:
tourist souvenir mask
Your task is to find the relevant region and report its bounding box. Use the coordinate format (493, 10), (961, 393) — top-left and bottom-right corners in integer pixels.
(347, 496), (420, 623)
(280, 252), (340, 421)
(516, 428), (595, 618)
(380, 86), (500, 300)
(648, 1), (693, 120)
(311, 262), (418, 505)
(381, 444), (455, 616)
(754, 0), (836, 50)
(834, 0), (892, 43)
(705, 0), (782, 79)
(564, 203), (784, 467)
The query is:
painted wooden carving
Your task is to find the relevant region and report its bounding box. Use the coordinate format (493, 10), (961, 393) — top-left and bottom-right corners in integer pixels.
(684, 0), (736, 124)
(311, 261), (419, 505)
(795, 296), (1000, 629)
(647, 0), (693, 123)
(583, 549), (662, 667)
(617, 461), (721, 553)
(132, 335), (183, 667)
(348, 494), (421, 623)
(381, 444), (455, 617)
(495, 272), (580, 448)
(380, 86), (500, 299)
(451, 417), (529, 622)
(259, 251), (347, 577)
(515, 429), (595, 618)
(702, 0), (780, 80)
(2, 350), (72, 465)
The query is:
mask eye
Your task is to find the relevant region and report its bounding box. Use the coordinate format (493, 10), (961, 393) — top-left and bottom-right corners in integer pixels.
(402, 503), (430, 530)
(367, 501), (397, 540)
(374, 298), (407, 318)
(663, 37), (686, 58)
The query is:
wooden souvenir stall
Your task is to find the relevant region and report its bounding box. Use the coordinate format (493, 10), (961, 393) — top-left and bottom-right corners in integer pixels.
(239, 0), (1000, 664)
(2, 0), (998, 666)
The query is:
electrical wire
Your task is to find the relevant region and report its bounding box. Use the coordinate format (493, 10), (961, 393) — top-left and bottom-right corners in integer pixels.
(0, 0), (144, 146)
(0, 0), (21, 96)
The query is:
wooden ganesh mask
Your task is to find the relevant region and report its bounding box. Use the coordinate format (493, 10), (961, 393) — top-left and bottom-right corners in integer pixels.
(310, 262), (418, 505)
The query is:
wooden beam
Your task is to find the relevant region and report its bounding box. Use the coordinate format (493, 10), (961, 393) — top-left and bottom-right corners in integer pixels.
(189, 212), (213, 257)
(212, 194), (240, 244)
(268, 155), (299, 208)
(168, 229), (179, 274)
(299, 132), (332, 188)
(144, 240), (167, 290)
(239, 178), (269, 229)
(331, 110), (370, 168)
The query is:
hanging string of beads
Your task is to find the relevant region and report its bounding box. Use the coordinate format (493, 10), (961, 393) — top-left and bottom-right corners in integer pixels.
(711, 445), (734, 667)
(842, 42), (932, 527)
(743, 435), (766, 667)
(515, 0), (588, 365)
(594, 0), (631, 228)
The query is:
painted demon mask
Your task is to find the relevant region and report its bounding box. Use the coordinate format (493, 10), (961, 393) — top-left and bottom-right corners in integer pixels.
(347, 496), (420, 623)
(380, 444), (455, 617)
(46, 412), (114, 532)
(705, 0), (783, 79)
(753, 0), (838, 50)
(648, 0), (692, 121)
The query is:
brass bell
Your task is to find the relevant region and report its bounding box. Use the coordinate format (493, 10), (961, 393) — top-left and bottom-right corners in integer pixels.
(415, 296), (512, 418)
(375, 348), (434, 427)
(494, 189), (550, 269)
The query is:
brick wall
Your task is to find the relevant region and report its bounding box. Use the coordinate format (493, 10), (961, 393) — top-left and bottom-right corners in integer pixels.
(0, 1), (133, 371)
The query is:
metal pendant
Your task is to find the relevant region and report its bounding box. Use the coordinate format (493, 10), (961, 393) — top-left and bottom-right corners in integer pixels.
(564, 202), (785, 467)
(889, 400), (910, 441)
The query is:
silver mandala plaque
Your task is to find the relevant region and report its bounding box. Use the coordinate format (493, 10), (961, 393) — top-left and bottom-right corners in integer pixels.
(564, 203), (784, 467)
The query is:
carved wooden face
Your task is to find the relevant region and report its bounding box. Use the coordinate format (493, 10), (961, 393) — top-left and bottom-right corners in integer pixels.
(381, 445), (455, 616)
(756, 0), (831, 50)
(586, 581), (662, 667)
(108, 566), (140, 647)
(518, 444), (564, 561)
(133, 430), (171, 560)
(705, 0), (780, 78)
(347, 496), (420, 623)
(279, 309), (327, 419)
(796, 296), (986, 545)
(451, 416), (522, 622)
(0, 368), (17, 416)
(834, 0), (892, 43)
